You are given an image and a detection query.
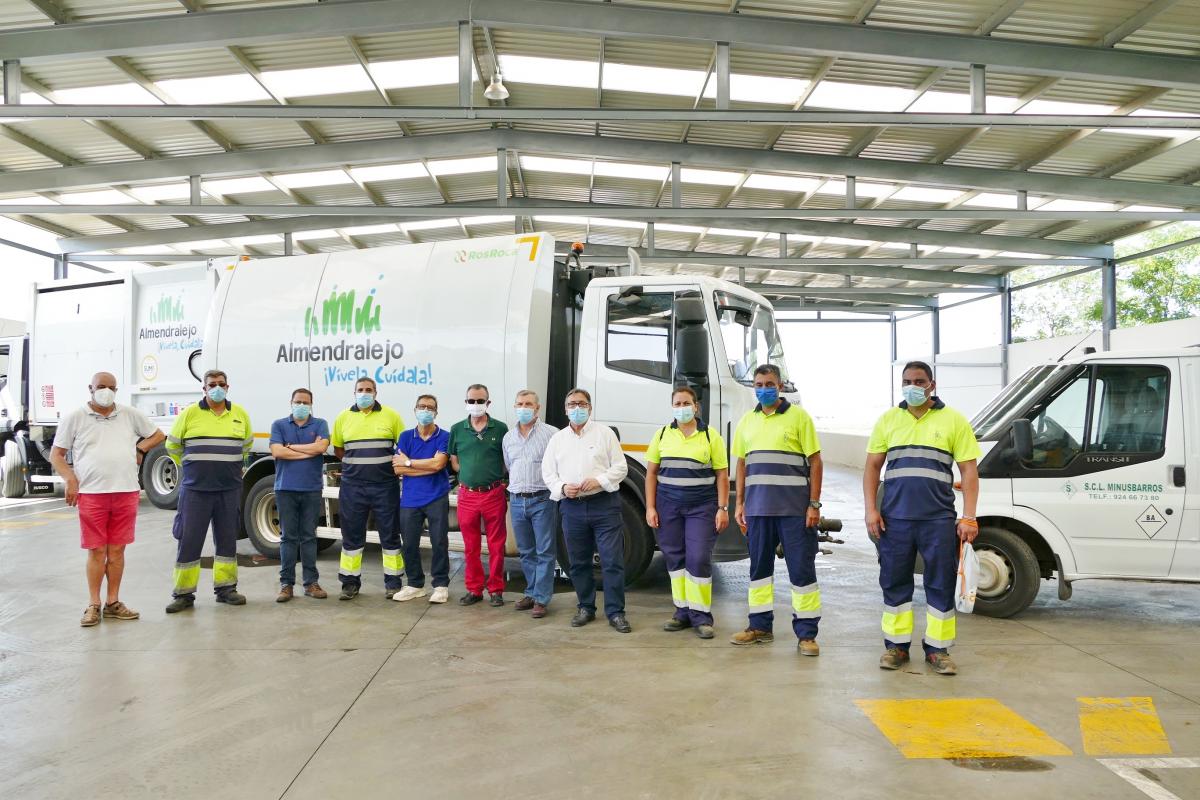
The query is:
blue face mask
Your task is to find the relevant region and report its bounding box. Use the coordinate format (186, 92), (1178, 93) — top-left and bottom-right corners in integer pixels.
(902, 385), (929, 407)
(567, 407), (589, 426)
(356, 392), (375, 410)
(672, 405), (696, 424)
(291, 403), (311, 420)
(414, 409), (435, 426)
(755, 387), (779, 407)
(514, 407), (535, 425)
(206, 386), (227, 404)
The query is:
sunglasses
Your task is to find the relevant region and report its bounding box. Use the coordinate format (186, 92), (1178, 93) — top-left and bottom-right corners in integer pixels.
(465, 398), (489, 405)
(206, 382), (229, 389)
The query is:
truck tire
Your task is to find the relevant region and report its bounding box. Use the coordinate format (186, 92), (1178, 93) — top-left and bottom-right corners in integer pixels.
(141, 444), (179, 509)
(244, 473), (282, 559)
(554, 490), (654, 586)
(972, 526), (1041, 619)
(2, 439), (26, 498)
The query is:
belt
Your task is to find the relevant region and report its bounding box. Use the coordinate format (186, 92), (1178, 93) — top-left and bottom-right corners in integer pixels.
(511, 489), (550, 498)
(462, 480), (507, 492)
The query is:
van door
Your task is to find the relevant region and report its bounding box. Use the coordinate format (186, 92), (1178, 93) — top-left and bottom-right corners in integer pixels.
(0, 337), (25, 426)
(1010, 359), (1184, 577)
(1169, 355), (1198, 579)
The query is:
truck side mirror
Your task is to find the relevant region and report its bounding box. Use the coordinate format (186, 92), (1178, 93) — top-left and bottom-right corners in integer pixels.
(1011, 418), (1034, 462)
(673, 293), (710, 420)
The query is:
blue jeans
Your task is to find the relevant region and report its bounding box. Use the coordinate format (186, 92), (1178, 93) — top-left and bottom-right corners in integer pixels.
(398, 495), (451, 589)
(510, 491), (557, 605)
(277, 490), (321, 587)
(560, 491), (625, 618)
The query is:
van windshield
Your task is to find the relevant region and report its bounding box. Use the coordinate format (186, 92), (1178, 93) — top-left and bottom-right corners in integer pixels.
(714, 291), (791, 386)
(972, 364), (1074, 440)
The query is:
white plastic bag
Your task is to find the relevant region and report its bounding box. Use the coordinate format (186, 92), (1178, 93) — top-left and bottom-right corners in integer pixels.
(955, 540), (979, 614)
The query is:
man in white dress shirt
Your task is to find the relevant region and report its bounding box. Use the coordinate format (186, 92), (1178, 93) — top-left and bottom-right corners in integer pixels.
(541, 388), (631, 633)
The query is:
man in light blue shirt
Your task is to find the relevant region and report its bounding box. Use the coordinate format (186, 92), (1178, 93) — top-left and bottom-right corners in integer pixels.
(502, 389), (559, 618)
(269, 388), (330, 602)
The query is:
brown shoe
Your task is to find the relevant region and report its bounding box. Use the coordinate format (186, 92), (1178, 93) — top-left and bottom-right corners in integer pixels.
(531, 603), (547, 619)
(103, 601), (140, 620)
(926, 652), (958, 675)
(798, 639), (820, 657)
(81, 604), (101, 627)
(879, 647), (910, 670)
(515, 596), (535, 611)
(304, 583), (328, 599)
(730, 628), (774, 646)
(276, 585), (294, 603)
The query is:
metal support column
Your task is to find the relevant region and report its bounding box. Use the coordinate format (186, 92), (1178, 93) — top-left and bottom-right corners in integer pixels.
(1016, 189), (1028, 211)
(1000, 275), (1012, 386)
(3, 59), (19, 104)
(53, 254), (67, 280)
(845, 175), (856, 208)
(671, 161), (681, 208)
(715, 43), (730, 110)
(779, 232), (787, 256)
(970, 64), (987, 114)
(646, 221), (655, 256)
(738, 266), (746, 286)
(1101, 258), (1117, 351)
(909, 242), (919, 258)
(496, 147), (507, 206)
(931, 306), (941, 360)
(189, 175), (201, 205)
(458, 21), (473, 108)
(283, 232), (293, 256)
(889, 311), (898, 407)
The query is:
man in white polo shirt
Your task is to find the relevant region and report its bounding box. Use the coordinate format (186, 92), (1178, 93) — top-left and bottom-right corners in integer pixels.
(50, 371), (165, 627)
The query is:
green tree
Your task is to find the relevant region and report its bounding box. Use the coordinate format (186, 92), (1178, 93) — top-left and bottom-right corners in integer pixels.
(1087, 224), (1200, 326)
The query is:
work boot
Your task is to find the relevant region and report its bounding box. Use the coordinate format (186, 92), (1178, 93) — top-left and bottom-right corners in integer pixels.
(570, 608), (596, 627)
(458, 592), (484, 606)
(385, 588), (399, 600)
(663, 617), (692, 632)
(304, 583), (328, 599)
(165, 596), (195, 614)
(695, 624), (715, 640)
(798, 639), (820, 657)
(103, 601), (139, 620)
(339, 584), (359, 601)
(515, 596), (535, 611)
(81, 604), (101, 627)
(730, 628), (774, 646)
(608, 613), (632, 634)
(489, 593), (504, 607)
(276, 585), (294, 603)
(531, 603), (548, 619)
(216, 590), (246, 606)
(879, 648), (911, 670)
(926, 652), (958, 676)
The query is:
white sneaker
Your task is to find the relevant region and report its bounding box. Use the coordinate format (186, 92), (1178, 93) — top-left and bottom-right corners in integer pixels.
(393, 586), (428, 602)
(429, 587), (449, 604)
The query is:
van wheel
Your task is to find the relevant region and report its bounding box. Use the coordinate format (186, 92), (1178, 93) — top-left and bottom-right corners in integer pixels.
(2, 439), (26, 498)
(141, 445), (179, 509)
(244, 474), (282, 559)
(555, 491), (654, 586)
(972, 526), (1040, 618)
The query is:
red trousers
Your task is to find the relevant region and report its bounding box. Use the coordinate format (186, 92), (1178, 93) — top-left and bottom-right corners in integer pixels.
(458, 484), (509, 595)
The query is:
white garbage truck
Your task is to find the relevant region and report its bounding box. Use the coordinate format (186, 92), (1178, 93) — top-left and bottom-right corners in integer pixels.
(203, 233), (796, 582)
(965, 346), (1199, 616)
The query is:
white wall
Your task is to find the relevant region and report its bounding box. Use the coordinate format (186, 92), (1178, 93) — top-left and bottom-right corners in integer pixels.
(0, 218), (57, 323)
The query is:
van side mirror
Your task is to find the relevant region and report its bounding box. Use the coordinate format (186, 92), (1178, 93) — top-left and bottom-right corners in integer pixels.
(1011, 418), (1034, 462)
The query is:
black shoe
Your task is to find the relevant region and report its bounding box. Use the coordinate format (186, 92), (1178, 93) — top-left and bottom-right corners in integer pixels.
(570, 608), (596, 627)
(165, 596), (194, 614)
(609, 613), (632, 634)
(459, 592), (484, 606)
(489, 593), (504, 607)
(215, 590), (246, 606)
(339, 584), (360, 601)
(663, 617), (691, 632)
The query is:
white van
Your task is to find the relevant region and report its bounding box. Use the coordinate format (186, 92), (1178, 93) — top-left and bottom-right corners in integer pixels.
(967, 347), (1199, 616)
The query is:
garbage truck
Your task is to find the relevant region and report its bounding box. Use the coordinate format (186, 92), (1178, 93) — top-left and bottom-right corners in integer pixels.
(203, 233), (799, 582)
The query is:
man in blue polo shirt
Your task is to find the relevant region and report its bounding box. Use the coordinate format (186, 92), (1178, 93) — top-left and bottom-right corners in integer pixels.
(269, 388), (331, 602)
(392, 394), (452, 604)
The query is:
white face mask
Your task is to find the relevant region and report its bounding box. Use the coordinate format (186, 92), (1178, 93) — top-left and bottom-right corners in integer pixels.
(92, 388), (116, 408)
(467, 403), (488, 418)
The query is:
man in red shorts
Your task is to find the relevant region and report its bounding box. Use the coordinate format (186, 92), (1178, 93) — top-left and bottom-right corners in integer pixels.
(51, 371), (165, 627)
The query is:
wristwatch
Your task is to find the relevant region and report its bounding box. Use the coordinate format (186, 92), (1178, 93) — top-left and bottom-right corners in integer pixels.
(809, 500), (822, 509)
(404, 459), (412, 468)
(719, 505), (729, 511)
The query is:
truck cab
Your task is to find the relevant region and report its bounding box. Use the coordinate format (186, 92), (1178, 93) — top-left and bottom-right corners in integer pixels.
(967, 348), (1199, 617)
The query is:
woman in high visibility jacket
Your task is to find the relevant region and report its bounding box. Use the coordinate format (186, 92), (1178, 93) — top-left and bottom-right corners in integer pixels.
(645, 386), (729, 639)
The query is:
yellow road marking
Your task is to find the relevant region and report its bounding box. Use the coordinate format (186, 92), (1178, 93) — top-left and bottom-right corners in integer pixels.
(0, 520), (49, 529)
(856, 698), (1073, 759)
(1079, 697), (1171, 756)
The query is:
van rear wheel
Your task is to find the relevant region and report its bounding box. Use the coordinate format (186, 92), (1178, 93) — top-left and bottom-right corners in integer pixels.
(141, 445), (179, 509)
(972, 526), (1040, 618)
(244, 474), (282, 559)
(554, 491), (654, 586)
(2, 439), (26, 498)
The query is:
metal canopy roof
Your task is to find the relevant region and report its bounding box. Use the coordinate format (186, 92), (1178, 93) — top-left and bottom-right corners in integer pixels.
(0, 0), (1198, 310)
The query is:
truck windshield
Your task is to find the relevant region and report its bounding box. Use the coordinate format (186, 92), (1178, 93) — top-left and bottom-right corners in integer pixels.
(972, 364), (1073, 440)
(714, 291), (791, 386)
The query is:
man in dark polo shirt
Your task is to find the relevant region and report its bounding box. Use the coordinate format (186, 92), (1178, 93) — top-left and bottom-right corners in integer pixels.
(269, 387), (330, 602)
(448, 383), (509, 607)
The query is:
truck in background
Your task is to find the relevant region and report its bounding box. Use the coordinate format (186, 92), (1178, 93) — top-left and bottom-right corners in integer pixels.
(0, 263), (217, 503)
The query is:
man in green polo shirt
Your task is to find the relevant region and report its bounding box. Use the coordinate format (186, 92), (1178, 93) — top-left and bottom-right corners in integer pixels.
(448, 383), (509, 606)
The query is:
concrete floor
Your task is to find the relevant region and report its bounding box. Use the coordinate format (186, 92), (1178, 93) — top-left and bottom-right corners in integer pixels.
(2, 465), (1199, 800)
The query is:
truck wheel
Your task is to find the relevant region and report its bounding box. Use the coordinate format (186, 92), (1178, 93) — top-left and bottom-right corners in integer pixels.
(554, 491), (654, 586)
(141, 445), (179, 509)
(972, 526), (1040, 619)
(244, 474), (282, 559)
(2, 439), (26, 498)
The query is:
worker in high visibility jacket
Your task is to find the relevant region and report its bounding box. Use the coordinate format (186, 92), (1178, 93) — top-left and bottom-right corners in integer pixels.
(864, 360), (981, 676)
(729, 364), (824, 656)
(330, 377), (406, 601)
(645, 385), (729, 640)
(165, 369), (253, 613)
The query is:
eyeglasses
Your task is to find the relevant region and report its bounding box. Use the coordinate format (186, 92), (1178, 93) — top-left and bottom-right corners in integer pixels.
(465, 398), (489, 405)
(415, 405), (437, 412)
(566, 401), (591, 409)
